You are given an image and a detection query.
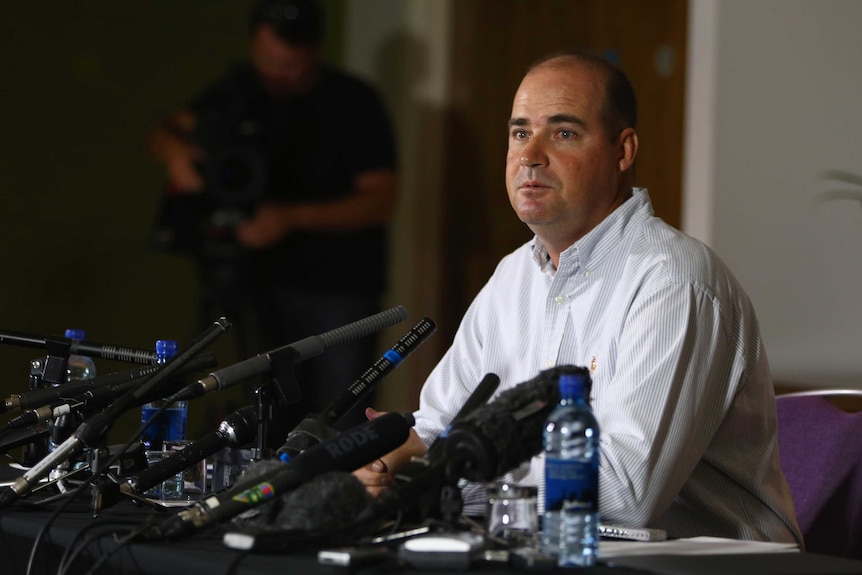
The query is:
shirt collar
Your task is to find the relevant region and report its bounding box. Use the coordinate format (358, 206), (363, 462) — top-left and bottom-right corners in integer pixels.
(530, 188), (653, 274)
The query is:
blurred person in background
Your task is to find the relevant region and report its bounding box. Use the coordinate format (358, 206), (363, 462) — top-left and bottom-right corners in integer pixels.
(149, 0), (398, 441)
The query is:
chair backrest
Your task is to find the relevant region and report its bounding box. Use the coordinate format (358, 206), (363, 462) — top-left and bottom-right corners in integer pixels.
(776, 392), (862, 557)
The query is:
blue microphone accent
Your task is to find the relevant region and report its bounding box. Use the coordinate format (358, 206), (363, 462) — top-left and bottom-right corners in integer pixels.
(383, 349), (404, 366)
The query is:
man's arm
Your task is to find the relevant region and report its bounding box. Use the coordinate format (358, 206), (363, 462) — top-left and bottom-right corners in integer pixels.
(234, 169), (398, 248)
(148, 109), (205, 192)
(594, 280), (747, 526)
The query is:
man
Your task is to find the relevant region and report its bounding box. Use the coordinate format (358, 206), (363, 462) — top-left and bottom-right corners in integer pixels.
(356, 52), (802, 544)
(149, 0), (398, 435)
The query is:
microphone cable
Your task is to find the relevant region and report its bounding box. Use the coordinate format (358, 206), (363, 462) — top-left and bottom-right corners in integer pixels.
(16, 318), (231, 575)
(55, 515), (143, 575)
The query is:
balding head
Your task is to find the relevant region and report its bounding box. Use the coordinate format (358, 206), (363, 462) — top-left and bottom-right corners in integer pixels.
(528, 52), (637, 142)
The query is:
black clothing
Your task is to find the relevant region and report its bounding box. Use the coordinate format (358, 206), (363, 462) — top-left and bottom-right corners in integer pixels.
(178, 62), (397, 437)
(190, 62), (397, 296)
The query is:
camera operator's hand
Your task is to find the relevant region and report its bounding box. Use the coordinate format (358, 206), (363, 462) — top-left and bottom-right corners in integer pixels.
(235, 202), (294, 248)
(166, 142), (206, 192)
(235, 169), (398, 249)
(150, 110), (206, 192)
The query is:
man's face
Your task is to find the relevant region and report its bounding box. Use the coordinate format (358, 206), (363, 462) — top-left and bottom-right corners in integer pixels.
(506, 62), (632, 249)
(251, 24), (318, 98)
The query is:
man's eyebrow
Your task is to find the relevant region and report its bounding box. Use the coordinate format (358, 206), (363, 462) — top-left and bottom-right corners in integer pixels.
(548, 113), (586, 128)
(507, 114), (587, 128)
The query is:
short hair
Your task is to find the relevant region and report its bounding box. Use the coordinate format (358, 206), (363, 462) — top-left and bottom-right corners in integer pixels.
(249, 0), (325, 45)
(529, 51), (638, 140)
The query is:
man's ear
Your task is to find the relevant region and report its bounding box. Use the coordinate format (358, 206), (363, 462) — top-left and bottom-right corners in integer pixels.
(617, 128), (638, 172)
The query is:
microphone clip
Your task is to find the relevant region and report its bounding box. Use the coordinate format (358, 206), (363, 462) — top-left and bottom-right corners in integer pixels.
(277, 416), (339, 460)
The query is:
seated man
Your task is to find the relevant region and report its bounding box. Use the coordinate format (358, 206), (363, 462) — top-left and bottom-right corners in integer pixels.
(356, 51), (802, 544)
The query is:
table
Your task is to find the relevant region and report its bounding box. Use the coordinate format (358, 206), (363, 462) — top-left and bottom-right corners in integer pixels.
(2, 460), (862, 575)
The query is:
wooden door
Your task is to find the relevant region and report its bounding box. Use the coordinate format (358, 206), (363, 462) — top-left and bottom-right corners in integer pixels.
(437, 0), (688, 347)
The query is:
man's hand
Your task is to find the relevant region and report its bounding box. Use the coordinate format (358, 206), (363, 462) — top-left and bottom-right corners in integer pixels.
(353, 408), (397, 498)
(353, 407), (426, 498)
(235, 203), (293, 248)
(167, 144), (204, 193)
(150, 110), (206, 192)
(166, 141), (205, 192)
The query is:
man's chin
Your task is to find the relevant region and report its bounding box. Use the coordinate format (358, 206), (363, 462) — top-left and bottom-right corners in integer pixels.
(514, 205), (552, 226)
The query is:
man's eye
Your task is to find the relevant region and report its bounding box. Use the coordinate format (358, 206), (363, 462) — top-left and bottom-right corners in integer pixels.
(560, 130), (575, 139)
(512, 130), (528, 139)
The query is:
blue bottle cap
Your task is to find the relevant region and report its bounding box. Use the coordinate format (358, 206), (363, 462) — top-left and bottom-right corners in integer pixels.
(65, 328), (86, 340)
(559, 372), (586, 399)
(155, 339), (179, 359)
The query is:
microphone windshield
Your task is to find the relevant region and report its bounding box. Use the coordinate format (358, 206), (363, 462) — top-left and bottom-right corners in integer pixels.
(232, 470), (371, 534)
(445, 365), (590, 483)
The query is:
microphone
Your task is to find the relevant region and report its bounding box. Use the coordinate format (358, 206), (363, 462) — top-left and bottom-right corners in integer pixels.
(354, 367), (586, 526)
(0, 424), (50, 455)
(121, 405), (257, 498)
(176, 305), (408, 400)
(224, 470), (373, 552)
(0, 318), (231, 509)
(0, 328), (157, 363)
(152, 411), (413, 540)
(443, 365), (589, 483)
(1, 353), (217, 415)
(277, 317), (436, 458)
(354, 372), (500, 526)
(2, 354), (218, 429)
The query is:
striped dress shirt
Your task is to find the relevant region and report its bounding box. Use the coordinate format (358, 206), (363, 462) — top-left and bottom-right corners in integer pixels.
(413, 188), (802, 544)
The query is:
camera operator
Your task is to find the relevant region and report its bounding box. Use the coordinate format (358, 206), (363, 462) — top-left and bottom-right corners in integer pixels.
(148, 0), (398, 436)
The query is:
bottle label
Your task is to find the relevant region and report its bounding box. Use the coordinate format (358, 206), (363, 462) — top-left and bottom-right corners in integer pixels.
(545, 458), (598, 513)
(141, 406), (188, 449)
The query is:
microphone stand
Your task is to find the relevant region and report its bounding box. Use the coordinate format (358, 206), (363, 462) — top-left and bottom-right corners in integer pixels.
(0, 328), (158, 365)
(0, 328), (159, 467)
(23, 337), (72, 466)
(251, 346), (305, 461)
(0, 318), (231, 511)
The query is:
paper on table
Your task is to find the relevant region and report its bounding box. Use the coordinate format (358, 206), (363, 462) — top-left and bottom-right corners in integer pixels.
(599, 536), (799, 558)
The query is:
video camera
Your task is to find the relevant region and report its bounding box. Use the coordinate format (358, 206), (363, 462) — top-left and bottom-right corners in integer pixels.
(151, 111), (271, 261)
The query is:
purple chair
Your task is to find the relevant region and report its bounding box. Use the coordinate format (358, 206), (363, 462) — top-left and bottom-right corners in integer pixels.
(776, 391), (862, 557)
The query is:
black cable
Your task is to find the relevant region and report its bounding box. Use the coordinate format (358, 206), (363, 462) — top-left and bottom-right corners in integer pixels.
(225, 549), (253, 575)
(80, 528), (140, 575)
(57, 518), (141, 575)
(17, 320), (230, 573)
(24, 395), (185, 575)
(24, 486), (84, 575)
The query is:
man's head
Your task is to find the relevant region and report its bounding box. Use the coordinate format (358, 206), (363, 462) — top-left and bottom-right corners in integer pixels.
(505, 52), (639, 263)
(248, 0), (325, 97)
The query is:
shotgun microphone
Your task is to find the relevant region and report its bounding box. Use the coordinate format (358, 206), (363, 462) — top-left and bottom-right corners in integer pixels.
(277, 317), (436, 458)
(176, 306), (408, 400)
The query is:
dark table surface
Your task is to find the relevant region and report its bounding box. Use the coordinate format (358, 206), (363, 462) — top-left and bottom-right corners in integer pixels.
(3, 464), (862, 575)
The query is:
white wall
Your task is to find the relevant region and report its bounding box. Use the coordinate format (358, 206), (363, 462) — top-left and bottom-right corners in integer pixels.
(684, 0), (862, 387)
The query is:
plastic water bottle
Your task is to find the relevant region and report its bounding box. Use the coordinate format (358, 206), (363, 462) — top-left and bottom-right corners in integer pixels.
(542, 370), (600, 566)
(141, 340), (186, 450)
(46, 329), (97, 483)
(64, 328), (97, 382)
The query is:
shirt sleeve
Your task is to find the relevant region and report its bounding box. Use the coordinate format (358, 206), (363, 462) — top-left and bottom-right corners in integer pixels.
(594, 278), (751, 526)
(412, 283), (490, 447)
